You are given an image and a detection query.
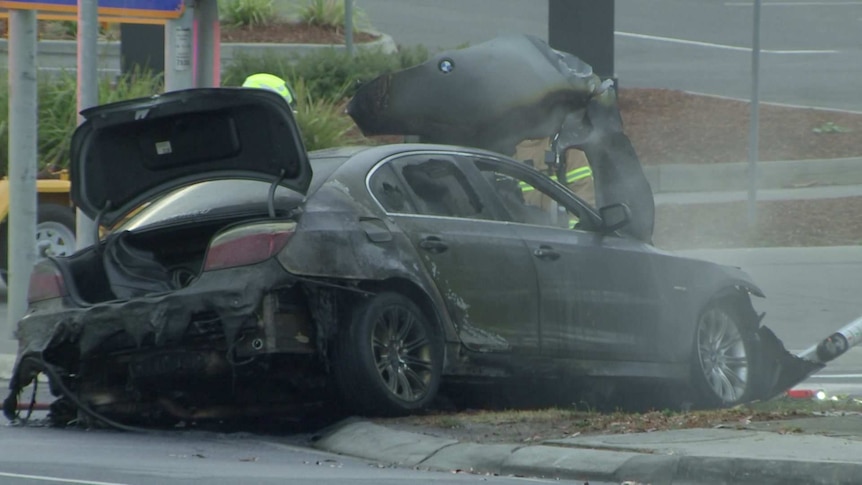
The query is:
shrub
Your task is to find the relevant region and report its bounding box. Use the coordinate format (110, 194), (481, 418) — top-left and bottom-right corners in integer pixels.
(223, 45), (431, 102)
(0, 69), (163, 176)
(222, 50), (295, 88)
(291, 78), (365, 150)
(221, 0), (276, 28)
(297, 0), (370, 32)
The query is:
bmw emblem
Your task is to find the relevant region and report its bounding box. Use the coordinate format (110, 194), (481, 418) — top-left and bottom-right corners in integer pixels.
(438, 58), (455, 74)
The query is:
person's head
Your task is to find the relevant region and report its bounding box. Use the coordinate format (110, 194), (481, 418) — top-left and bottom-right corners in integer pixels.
(243, 73), (297, 110)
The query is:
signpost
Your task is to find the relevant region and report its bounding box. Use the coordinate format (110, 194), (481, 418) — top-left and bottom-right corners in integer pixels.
(1, 0), (206, 342)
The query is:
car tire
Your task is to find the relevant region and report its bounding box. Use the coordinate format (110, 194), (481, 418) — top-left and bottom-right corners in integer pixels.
(332, 292), (443, 416)
(690, 302), (758, 408)
(35, 203), (78, 259)
(0, 203), (77, 282)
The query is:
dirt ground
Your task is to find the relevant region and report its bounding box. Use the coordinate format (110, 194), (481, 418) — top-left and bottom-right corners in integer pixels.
(617, 88), (862, 250)
(374, 398), (862, 445)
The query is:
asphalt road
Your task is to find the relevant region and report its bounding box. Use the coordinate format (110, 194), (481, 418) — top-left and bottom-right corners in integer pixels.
(353, 0), (862, 111)
(0, 424), (596, 485)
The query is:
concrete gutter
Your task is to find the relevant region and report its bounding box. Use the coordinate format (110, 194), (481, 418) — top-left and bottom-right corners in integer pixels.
(314, 420), (862, 484)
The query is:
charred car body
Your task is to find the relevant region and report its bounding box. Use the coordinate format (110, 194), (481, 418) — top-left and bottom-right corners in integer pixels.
(3, 37), (822, 425)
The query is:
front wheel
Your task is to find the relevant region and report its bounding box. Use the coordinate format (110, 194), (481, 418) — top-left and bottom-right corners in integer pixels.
(690, 303), (757, 408)
(332, 292), (443, 416)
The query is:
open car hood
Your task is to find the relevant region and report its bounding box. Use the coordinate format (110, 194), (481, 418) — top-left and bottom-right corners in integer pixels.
(348, 34), (601, 155)
(70, 88), (312, 227)
(347, 34), (656, 242)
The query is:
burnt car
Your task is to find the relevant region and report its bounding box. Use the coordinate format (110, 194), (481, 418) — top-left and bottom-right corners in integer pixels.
(5, 88), (769, 424)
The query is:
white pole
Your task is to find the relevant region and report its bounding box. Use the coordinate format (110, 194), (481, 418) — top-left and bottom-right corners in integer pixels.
(194, 0), (220, 87)
(76, 0), (100, 249)
(344, 0), (354, 57)
(166, 0), (195, 91)
(6, 9), (39, 335)
(747, 0), (762, 226)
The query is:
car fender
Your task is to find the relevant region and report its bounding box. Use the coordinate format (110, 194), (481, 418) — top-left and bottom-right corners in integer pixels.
(277, 185), (460, 343)
(655, 254), (764, 363)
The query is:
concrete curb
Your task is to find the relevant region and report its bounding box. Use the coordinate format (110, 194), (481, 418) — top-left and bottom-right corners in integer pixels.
(644, 157), (862, 193)
(312, 420), (862, 485)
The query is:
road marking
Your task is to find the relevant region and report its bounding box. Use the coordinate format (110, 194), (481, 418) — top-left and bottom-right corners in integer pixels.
(726, 1), (862, 6)
(809, 373), (862, 379)
(0, 472), (129, 485)
(677, 90), (862, 115)
(615, 31), (838, 54)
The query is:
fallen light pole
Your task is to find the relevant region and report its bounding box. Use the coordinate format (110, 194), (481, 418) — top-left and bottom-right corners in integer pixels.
(799, 315), (862, 365)
(759, 314), (862, 399)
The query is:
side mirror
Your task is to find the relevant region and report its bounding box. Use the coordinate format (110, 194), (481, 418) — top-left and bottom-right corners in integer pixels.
(599, 203), (631, 234)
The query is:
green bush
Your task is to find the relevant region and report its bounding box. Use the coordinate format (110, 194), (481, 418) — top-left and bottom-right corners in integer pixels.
(221, 0), (276, 28)
(297, 0), (369, 31)
(0, 69), (163, 176)
(223, 45), (430, 102)
(291, 78), (365, 151)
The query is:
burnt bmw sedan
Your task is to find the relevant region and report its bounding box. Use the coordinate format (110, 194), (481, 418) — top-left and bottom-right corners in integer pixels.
(4, 88), (772, 424)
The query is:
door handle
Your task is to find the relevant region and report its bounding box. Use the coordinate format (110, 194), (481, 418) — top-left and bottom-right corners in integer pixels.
(419, 236), (448, 254)
(533, 245), (560, 261)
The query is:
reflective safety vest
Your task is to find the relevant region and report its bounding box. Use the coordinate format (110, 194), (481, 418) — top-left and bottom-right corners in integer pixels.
(242, 73), (295, 105)
(520, 165), (593, 193)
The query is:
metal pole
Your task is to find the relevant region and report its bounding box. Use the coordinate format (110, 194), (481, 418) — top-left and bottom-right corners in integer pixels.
(747, 0), (762, 226)
(344, 0), (354, 57)
(194, 0), (220, 87)
(7, 9), (38, 335)
(166, 0), (195, 91)
(76, 0), (100, 249)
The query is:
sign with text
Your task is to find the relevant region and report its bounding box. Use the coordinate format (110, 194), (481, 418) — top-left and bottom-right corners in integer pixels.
(0, 0), (183, 19)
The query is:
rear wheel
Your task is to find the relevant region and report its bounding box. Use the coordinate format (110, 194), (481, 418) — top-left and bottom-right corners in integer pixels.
(691, 303), (757, 407)
(332, 292), (443, 416)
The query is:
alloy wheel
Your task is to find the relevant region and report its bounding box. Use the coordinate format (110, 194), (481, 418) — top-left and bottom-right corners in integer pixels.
(696, 307), (750, 403)
(370, 305), (434, 403)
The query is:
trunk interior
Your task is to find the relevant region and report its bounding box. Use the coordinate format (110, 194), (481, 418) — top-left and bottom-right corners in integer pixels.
(58, 216), (264, 305)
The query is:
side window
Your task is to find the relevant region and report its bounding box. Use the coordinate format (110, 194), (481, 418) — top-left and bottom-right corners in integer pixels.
(369, 163), (416, 214)
(394, 157), (486, 219)
(476, 160), (585, 230)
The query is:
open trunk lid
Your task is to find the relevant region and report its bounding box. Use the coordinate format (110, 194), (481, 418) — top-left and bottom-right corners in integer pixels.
(70, 88), (312, 227)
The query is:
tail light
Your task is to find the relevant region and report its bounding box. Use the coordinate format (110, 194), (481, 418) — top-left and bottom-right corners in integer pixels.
(28, 261), (68, 303)
(203, 222), (297, 272)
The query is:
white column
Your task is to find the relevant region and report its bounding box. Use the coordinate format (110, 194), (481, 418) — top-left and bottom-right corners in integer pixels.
(76, 0), (100, 249)
(6, 9), (38, 334)
(194, 0), (220, 87)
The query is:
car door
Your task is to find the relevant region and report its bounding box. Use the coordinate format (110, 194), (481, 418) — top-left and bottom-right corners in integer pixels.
(367, 153), (540, 354)
(469, 155), (664, 362)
